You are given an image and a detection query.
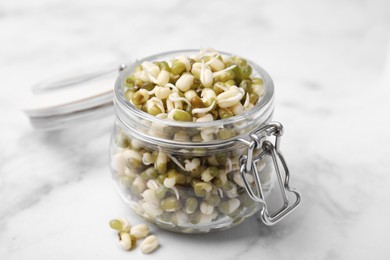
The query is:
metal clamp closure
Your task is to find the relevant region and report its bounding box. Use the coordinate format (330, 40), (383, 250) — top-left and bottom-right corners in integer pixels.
(239, 122), (301, 226)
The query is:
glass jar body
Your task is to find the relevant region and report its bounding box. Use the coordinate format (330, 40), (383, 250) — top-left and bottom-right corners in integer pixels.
(109, 50), (276, 233)
(110, 119), (277, 233)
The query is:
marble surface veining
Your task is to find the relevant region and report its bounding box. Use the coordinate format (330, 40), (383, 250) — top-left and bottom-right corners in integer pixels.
(1, 0), (390, 259)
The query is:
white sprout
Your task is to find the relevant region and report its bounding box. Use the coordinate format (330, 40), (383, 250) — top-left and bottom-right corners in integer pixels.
(171, 187), (180, 200)
(205, 54), (219, 65)
(192, 101), (216, 115)
(226, 158), (232, 173)
(212, 64), (237, 78)
(214, 82), (229, 92)
(243, 93), (250, 108)
(217, 93), (243, 108)
(238, 87), (246, 96)
(147, 88), (156, 95)
(150, 97), (165, 113)
(168, 92), (192, 107)
(163, 177), (180, 200)
(164, 83), (179, 92)
(218, 188), (224, 198)
(216, 86), (243, 108)
(166, 99), (174, 112)
(207, 54), (226, 71)
(167, 154), (187, 172)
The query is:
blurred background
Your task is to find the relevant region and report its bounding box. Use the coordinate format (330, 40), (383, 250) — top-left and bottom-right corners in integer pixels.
(1, 0), (390, 259)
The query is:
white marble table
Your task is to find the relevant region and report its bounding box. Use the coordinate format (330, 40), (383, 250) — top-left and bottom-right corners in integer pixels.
(1, 0), (390, 259)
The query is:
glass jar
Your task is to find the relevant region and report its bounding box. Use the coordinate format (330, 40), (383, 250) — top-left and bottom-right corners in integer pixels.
(109, 50), (301, 233)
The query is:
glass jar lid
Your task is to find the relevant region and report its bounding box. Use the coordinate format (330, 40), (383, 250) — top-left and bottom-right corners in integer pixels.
(23, 64), (126, 130)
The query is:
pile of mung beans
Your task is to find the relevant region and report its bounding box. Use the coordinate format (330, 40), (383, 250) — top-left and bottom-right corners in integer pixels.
(123, 49), (264, 124)
(111, 50), (272, 232)
(109, 218), (159, 253)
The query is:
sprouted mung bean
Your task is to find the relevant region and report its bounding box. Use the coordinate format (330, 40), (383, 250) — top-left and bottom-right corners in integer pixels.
(111, 49), (274, 233)
(110, 218), (158, 254)
(118, 232), (136, 250)
(109, 217), (131, 233)
(140, 235), (160, 254)
(130, 223), (150, 239)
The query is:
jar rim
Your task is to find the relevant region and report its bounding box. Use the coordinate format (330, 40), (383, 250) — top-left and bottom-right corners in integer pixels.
(114, 49), (275, 129)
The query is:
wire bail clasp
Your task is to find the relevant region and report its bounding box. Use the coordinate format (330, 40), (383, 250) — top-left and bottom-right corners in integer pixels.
(239, 122), (301, 226)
